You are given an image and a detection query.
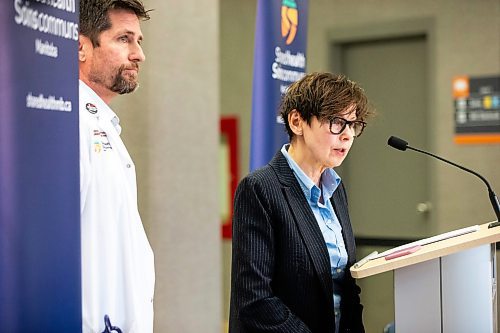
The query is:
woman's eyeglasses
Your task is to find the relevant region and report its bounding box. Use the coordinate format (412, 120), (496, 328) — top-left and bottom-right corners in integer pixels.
(329, 117), (367, 137)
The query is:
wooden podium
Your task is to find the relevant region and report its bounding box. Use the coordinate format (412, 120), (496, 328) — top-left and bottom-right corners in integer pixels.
(351, 222), (500, 333)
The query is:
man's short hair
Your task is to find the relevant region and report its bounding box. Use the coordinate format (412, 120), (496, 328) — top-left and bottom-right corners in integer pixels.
(79, 0), (150, 47)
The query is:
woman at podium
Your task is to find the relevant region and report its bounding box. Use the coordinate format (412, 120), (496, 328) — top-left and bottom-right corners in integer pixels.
(229, 72), (374, 333)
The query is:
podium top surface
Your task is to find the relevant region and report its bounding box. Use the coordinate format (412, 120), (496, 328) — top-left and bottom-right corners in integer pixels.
(351, 222), (500, 279)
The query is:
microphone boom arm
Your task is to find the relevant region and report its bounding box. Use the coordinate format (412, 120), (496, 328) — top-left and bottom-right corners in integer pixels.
(406, 145), (500, 225)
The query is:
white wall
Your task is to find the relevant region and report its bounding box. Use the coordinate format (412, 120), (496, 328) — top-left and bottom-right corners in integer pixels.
(112, 1), (222, 332)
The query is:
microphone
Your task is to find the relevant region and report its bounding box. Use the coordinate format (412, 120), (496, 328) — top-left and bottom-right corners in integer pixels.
(387, 136), (500, 227)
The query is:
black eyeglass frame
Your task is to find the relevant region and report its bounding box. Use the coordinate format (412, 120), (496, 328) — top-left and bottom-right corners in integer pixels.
(328, 117), (367, 137)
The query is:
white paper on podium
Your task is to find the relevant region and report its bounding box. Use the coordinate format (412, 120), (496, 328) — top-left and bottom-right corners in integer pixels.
(374, 224), (480, 259)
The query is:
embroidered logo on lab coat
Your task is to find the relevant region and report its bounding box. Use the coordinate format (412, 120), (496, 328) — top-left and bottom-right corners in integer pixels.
(93, 129), (113, 153)
(86, 103), (98, 114)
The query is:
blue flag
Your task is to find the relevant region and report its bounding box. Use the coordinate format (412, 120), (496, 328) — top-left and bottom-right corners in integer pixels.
(249, 0), (308, 171)
(0, 1), (81, 331)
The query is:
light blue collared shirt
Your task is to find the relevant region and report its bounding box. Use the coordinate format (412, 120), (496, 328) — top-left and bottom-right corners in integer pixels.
(281, 144), (348, 329)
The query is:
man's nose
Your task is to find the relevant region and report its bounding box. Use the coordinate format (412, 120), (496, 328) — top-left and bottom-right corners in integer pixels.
(130, 42), (146, 62)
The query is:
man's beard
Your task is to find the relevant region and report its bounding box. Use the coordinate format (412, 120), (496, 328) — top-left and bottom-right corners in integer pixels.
(110, 65), (139, 95)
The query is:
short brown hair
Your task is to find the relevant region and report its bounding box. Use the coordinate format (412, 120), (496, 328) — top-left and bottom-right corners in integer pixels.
(79, 0), (151, 47)
(279, 72), (373, 140)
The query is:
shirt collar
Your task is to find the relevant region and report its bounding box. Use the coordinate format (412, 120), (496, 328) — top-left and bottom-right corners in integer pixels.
(281, 144), (341, 203)
(79, 80), (122, 135)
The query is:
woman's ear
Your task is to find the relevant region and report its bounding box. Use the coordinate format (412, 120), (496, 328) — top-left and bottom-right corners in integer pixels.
(288, 109), (303, 136)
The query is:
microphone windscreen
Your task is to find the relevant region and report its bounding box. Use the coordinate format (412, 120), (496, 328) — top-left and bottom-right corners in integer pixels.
(388, 136), (408, 151)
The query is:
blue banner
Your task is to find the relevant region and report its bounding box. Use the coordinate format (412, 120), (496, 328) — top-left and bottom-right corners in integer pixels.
(0, 0), (81, 331)
(249, 0), (308, 171)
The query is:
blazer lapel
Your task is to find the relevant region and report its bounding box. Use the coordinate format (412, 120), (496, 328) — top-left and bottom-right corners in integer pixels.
(269, 152), (333, 298)
(331, 184), (356, 265)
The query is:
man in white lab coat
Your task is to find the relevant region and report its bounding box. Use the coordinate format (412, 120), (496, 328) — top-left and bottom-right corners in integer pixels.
(78, 1), (154, 332)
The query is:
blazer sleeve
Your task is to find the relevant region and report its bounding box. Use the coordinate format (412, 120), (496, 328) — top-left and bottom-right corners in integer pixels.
(229, 175), (312, 333)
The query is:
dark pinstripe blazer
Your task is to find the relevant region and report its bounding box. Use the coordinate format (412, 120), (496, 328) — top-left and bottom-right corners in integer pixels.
(229, 151), (364, 333)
